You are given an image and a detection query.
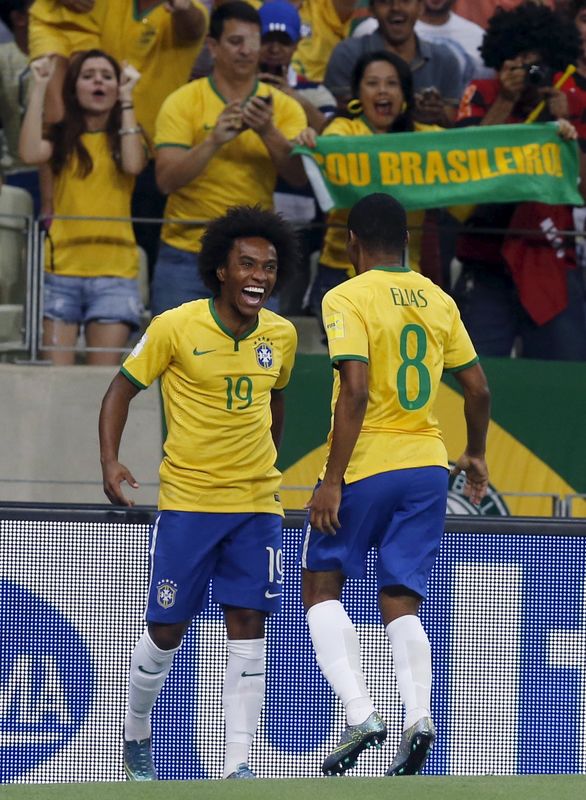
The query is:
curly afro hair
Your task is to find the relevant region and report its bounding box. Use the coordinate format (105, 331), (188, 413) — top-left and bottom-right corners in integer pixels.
(480, 2), (580, 70)
(198, 205), (301, 295)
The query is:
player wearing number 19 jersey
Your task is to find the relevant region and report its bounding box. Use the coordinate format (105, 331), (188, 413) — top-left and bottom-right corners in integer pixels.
(121, 298), (295, 514)
(99, 206), (298, 782)
(301, 193), (490, 779)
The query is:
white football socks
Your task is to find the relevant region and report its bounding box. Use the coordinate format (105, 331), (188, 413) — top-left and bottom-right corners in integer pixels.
(386, 614), (432, 729)
(222, 637), (266, 778)
(124, 629), (180, 742)
(306, 599), (375, 726)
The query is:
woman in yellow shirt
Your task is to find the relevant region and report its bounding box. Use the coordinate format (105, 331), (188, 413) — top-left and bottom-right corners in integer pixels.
(19, 49), (147, 365)
(298, 50), (438, 330)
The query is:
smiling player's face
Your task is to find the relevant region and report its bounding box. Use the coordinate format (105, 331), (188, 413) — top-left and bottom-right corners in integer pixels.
(216, 237), (278, 323)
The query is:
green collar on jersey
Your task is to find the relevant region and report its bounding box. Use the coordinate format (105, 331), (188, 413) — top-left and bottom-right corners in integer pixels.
(208, 297), (259, 348)
(208, 76), (260, 105)
(371, 264), (411, 272)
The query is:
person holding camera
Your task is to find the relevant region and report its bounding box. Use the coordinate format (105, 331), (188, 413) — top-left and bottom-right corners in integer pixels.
(452, 1), (586, 361)
(150, 1), (307, 317)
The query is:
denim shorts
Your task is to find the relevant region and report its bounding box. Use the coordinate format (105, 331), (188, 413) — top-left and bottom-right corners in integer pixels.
(44, 273), (143, 329)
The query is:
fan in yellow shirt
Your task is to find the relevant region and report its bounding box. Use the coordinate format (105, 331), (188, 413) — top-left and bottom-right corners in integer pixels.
(292, 0), (355, 82)
(28, 0), (208, 132)
(298, 50), (441, 332)
(99, 205), (299, 782)
(151, 1), (307, 317)
(18, 48), (147, 366)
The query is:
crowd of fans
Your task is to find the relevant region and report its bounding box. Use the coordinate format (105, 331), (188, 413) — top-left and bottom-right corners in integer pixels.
(0, 0), (585, 362)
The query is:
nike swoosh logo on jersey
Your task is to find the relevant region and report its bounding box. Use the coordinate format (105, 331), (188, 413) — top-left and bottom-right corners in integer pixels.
(264, 590), (282, 599)
(193, 348), (215, 356)
(241, 671), (265, 678)
(138, 665), (164, 675)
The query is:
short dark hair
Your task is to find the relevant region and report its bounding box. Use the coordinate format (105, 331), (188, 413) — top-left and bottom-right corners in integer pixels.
(480, 2), (580, 70)
(199, 205), (300, 295)
(351, 50), (414, 132)
(347, 193), (408, 254)
(209, 1), (261, 40)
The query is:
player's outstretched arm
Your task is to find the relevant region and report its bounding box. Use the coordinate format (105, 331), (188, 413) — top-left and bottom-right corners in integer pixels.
(99, 372), (141, 506)
(451, 362), (491, 505)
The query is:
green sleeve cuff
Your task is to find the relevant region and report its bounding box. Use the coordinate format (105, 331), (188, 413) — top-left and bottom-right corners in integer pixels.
(154, 142), (191, 150)
(120, 366), (147, 390)
(444, 356), (480, 373)
(331, 354), (369, 368)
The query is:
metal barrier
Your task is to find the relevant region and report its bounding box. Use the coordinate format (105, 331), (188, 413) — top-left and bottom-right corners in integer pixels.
(2, 211), (585, 362)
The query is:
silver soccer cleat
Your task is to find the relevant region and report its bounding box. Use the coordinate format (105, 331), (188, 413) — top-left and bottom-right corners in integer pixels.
(225, 762), (256, 779)
(123, 735), (157, 781)
(322, 711), (387, 776)
(385, 716), (436, 776)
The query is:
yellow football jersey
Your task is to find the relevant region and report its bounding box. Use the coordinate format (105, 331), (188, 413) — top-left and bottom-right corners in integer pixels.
(100, 0), (208, 142)
(319, 117), (436, 273)
(46, 131), (138, 278)
(28, 0), (101, 59)
(155, 77), (307, 253)
(121, 298), (298, 513)
(292, 0), (351, 82)
(29, 1), (208, 142)
(321, 267), (478, 481)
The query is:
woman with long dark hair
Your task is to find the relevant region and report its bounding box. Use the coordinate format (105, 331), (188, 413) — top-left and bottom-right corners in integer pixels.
(19, 48), (146, 365)
(298, 50), (440, 324)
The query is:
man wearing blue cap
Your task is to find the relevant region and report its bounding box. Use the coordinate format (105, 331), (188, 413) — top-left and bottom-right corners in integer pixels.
(258, 0), (337, 132)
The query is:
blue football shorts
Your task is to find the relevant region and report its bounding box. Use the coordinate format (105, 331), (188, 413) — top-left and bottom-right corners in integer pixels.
(300, 466), (449, 598)
(145, 510), (283, 623)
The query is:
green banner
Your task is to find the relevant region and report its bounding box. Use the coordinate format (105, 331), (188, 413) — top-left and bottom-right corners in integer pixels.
(293, 122), (582, 211)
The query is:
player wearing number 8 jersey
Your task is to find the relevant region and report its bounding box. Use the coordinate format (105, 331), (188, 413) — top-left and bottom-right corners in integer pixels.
(99, 206), (298, 781)
(301, 193), (490, 777)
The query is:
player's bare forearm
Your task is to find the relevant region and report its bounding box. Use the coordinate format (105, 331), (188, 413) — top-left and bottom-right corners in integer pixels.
(452, 363), (491, 504)
(309, 361), (368, 533)
(99, 373), (141, 505)
(455, 362), (491, 457)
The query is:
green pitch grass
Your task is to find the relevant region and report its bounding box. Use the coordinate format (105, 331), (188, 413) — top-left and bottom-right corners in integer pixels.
(3, 776), (586, 800)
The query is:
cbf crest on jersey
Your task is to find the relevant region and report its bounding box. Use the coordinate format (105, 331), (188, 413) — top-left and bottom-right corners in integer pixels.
(254, 336), (274, 369)
(157, 579), (177, 609)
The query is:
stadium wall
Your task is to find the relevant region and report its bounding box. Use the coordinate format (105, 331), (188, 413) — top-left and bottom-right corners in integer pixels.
(1, 506), (585, 783)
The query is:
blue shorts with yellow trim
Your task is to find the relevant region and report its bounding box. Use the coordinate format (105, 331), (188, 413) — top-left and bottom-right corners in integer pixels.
(146, 511), (283, 623)
(300, 466), (448, 599)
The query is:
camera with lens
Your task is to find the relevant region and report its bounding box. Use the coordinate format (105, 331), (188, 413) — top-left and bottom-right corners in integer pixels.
(524, 63), (553, 88)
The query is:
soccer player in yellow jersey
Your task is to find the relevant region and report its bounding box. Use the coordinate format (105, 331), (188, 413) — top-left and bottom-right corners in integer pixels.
(151, 1), (307, 316)
(99, 205), (298, 781)
(301, 193), (490, 777)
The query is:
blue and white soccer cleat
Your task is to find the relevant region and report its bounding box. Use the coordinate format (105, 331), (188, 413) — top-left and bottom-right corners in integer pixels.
(123, 735), (157, 781)
(322, 711), (387, 776)
(385, 716), (436, 776)
(225, 763), (256, 779)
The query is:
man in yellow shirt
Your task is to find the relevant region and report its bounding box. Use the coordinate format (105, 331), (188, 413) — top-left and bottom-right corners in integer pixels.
(302, 193), (490, 777)
(152, 1), (307, 316)
(99, 205), (298, 781)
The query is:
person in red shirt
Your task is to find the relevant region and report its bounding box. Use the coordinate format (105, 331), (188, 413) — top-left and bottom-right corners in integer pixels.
(453, 2), (586, 360)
